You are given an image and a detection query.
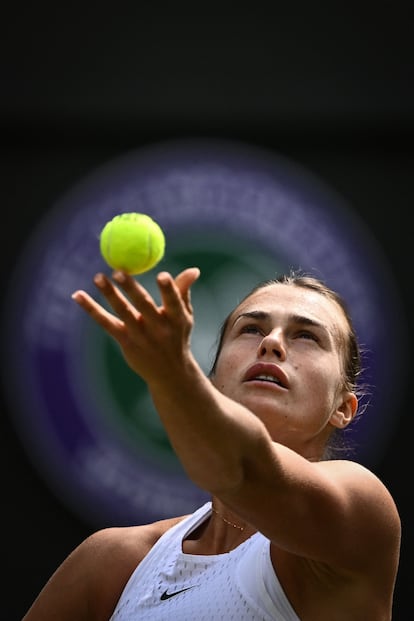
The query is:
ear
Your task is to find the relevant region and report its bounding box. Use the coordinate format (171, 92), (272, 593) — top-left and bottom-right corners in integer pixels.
(330, 392), (358, 429)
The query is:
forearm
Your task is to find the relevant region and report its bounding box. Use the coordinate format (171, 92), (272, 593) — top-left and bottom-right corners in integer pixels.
(148, 350), (271, 494)
(72, 270), (274, 494)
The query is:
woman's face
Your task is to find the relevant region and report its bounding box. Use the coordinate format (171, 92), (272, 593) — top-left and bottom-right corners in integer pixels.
(211, 284), (357, 458)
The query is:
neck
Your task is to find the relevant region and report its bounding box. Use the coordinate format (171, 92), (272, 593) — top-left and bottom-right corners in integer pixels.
(210, 500), (251, 533)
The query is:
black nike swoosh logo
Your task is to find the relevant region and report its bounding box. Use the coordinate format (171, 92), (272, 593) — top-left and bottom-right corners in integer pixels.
(160, 586), (195, 600)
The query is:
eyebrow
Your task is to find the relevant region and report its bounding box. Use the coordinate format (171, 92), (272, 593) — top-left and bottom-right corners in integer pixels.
(232, 310), (327, 333)
(233, 310), (269, 325)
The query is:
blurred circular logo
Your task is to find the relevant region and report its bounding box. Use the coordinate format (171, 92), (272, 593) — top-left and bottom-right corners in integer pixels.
(2, 138), (406, 526)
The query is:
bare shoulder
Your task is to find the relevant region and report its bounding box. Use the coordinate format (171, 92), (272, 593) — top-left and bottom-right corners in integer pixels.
(23, 515), (188, 621)
(86, 514), (188, 555)
(316, 458), (401, 558)
(319, 459), (400, 517)
(86, 515), (189, 618)
(82, 514), (189, 581)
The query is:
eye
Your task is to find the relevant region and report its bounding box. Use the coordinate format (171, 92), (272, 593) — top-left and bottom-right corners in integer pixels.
(296, 330), (319, 342)
(240, 323), (262, 335)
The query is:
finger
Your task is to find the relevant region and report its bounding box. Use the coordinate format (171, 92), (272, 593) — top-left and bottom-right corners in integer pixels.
(71, 289), (126, 339)
(156, 271), (187, 315)
(173, 267), (200, 312)
(92, 273), (142, 323)
(111, 270), (163, 322)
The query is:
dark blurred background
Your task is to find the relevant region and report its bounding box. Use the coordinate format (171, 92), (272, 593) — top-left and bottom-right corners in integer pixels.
(2, 3), (413, 619)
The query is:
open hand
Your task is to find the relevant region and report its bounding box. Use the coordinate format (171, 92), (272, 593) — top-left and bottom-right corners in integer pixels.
(72, 267), (200, 383)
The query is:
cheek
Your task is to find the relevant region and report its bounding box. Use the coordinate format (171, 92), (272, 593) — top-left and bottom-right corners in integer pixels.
(298, 360), (342, 398)
(210, 351), (240, 392)
(214, 362), (234, 386)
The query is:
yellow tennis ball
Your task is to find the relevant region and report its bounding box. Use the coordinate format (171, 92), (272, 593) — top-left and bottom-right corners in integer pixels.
(99, 212), (166, 275)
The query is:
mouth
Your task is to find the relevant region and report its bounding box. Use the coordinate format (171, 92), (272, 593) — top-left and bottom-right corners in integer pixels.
(243, 363), (289, 389)
(249, 374), (285, 387)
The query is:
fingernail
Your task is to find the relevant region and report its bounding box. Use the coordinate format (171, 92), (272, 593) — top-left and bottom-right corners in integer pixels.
(113, 270), (126, 283)
(157, 272), (169, 285)
(94, 273), (106, 287)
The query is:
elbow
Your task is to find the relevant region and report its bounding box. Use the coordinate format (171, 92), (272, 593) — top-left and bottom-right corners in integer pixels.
(188, 428), (270, 496)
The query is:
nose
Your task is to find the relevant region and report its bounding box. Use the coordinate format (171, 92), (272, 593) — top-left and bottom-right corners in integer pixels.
(258, 328), (287, 360)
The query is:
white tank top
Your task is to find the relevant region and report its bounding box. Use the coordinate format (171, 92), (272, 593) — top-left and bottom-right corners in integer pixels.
(110, 501), (300, 620)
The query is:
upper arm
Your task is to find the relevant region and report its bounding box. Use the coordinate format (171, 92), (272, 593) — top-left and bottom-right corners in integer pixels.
(295, 459), (401, 570)
(220, 443), (401, 572)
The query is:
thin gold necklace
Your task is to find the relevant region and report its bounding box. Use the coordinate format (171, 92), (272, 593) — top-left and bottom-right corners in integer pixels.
(211, 504), (245, 531)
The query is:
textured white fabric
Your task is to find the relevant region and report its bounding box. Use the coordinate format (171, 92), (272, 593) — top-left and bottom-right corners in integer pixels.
(110, 501), (301, 620)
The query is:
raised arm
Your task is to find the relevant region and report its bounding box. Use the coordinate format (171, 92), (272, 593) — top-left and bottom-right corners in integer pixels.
(72, 270), (400, 576)
(72, 269), (271, 492)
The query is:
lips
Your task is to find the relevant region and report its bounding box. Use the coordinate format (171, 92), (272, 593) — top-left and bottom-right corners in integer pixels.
(243, 362), (289, 389)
